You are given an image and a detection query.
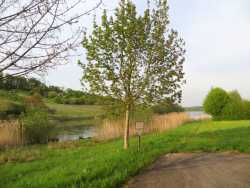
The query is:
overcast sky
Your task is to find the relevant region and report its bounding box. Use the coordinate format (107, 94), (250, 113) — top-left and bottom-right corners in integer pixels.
(44, 0), (250, 107)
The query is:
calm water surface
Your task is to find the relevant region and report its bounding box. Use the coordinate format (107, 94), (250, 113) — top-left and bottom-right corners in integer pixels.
(54, 111), (209, 142)
(56, 126), (96, 142)
(187, 111), (207, 118)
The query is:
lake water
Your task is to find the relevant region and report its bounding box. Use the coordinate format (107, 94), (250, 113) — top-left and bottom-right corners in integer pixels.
(56, 126), (96, 142)
(57, 127), (95, 141)
(187, 111), (210, 120)
(54, 111), (209, 142)
(188, 111), (205, 118)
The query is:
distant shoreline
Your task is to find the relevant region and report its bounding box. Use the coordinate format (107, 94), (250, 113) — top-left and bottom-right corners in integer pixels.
(185, 106), (203, 112)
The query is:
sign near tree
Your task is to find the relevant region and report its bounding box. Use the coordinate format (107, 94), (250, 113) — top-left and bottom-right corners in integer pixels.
(136, 121), (144, 151)
(135, 122), (144, 136)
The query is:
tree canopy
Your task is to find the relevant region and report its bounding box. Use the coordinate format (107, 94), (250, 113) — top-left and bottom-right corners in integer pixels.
(203, 88), (250, 120)
(80, 0), (186, 148)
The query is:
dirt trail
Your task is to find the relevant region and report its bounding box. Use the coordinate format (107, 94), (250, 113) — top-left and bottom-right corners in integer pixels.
(124, 153), (250, 188)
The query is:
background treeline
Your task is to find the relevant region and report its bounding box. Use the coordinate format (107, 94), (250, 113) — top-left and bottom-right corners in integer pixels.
(0, 74), (184, 145)
(0, 74), (184, 111)
(0, 74), (184, 120)
(203, 87), (250, 120)
(0, 74), (115, 105)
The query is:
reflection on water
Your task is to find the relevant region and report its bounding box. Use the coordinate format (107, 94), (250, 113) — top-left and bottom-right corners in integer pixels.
(56, 126), (96, 142)
(54, 111), (210, 142)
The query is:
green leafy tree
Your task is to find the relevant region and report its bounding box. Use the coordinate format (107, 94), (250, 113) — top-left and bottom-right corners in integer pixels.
(222, 91), (249, 120)
(243, 100), (250, 119)
(80, 0), (185, 149)
(20, 109), (53, 144)
(24, 93), (47, 110)
(152, 99), (184, 114)
(203, 88), (230, 119)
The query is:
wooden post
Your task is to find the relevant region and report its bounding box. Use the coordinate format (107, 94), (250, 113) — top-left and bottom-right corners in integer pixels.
(138, 135), (141, 151)
(135, 121), (144, 152)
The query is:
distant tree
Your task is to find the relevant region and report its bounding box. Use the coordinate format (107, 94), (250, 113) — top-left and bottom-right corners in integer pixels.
(0, 74), (48, 93)
(203, 88), (230, 119)
(243, 100), (250, 119)
(24, 93), (46, 109)
(204, 88), (250, 120)
(222, 90), (247, 120)
(48, 86), (63, 94)
(48, 91), (58, 98)
(20, 109), (53, 144)
(152, 99), (184, 114)
(80, 0), (185, 149)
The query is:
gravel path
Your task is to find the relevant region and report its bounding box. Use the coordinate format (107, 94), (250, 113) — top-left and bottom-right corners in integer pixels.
(124, 153), (250, 188)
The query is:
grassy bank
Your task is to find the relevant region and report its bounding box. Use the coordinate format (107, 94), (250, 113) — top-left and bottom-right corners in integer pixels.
(47, 103), (103, 117)
(1, 120), (250, 188)
(0, 99), (105, 147)
(47, 103), (104, 132)
(0, 89), (105, 128)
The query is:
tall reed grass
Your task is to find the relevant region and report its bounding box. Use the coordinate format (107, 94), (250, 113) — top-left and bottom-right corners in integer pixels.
(0, 120), (22, 149)
(94, 112), (192, 141)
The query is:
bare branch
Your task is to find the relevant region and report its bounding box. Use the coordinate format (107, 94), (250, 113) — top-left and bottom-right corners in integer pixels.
(0, 0), (102, 77)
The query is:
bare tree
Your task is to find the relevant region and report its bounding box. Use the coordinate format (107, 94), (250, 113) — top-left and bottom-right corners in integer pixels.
(0, 0), (102, 77)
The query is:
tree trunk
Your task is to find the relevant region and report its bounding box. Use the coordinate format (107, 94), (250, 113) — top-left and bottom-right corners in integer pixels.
(124, 104), (130, 149)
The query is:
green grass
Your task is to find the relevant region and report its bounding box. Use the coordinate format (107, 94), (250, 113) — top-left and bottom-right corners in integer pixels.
(47, 103), (104, 132)
(0, 89), (104, 136)
(0, 89), (104, 129)
(1, 120), (250, 188)
(47, 103), (104, 129)
(47, 103), (104, 117)
(0, 90), (27, 103)
(0, 89), (104, 118)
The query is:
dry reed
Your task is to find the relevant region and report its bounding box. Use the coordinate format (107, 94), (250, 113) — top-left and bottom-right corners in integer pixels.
(94, 112), (192, 141)
(0, 120), (22, 149)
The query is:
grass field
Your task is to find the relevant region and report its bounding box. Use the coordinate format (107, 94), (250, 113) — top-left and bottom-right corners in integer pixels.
(0, 90), (28, 103)
(47, 103), (104, 117)
(47, 103), (104, 130)
(47, 104), (104, 140)
(0, 89), (104, 118)
(1, 120), (250, 188)
(0, 89), (105, 139)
